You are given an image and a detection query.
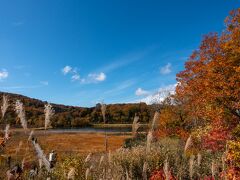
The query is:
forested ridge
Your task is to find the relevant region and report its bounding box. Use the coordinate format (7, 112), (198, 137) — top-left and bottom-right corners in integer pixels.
(0, 92), (153, 128)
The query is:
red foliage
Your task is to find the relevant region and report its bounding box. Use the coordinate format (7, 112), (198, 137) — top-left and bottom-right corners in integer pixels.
(202, 122), (230, 152)
(150, 169), (176, 180)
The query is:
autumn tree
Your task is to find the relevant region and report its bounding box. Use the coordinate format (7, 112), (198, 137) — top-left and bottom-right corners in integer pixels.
(176, 8), (240, 127)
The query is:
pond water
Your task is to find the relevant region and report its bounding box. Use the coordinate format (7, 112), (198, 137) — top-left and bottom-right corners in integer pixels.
(36, 127), (133, 134)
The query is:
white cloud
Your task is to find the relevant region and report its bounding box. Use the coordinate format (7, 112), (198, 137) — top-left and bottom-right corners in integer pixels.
(135, 88), (149, 96)
(61, 65), (106, 84)
(62, 66), (72, 75)
(71, 74), (80, 81)
(0, 69), (8, 80)
(139, 84), (177, 104)
(160, 63), (172, 75)
(88, 72), (106, 82)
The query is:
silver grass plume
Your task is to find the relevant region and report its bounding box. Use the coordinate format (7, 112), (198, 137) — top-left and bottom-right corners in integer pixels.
(197, 153), (202, 166)
(33, 142), (50, 171)
(85, 165), (93, 180)
(44, 103), (54, 130)
(146, 131), (153, 153)
(101, 103), (106, 123)
(132, 115), (140, 137)
(126, 169), (130, 180)
(28, 130), (34, 141)
(4, 124), (10, 140)
(142, 162), (148, 180)
(85, 153), (92, 163)
(22, 158), (25, 170)
(67, 167), (76, 180)
(163, 158), (169, 180)
(15, 100), (28, 131)
(1, 95), (9, 119)
(99, 155), (104, 167)
(184, 135), (192, 153)
(151, 111), (160, 131)
(189, 155), (195, 179)
(39, 158), (43, 169)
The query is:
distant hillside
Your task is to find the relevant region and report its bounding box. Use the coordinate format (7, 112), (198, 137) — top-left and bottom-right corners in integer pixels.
(0, 92), (153, 128)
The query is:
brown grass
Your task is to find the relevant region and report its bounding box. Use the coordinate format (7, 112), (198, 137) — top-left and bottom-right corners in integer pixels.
(2, 130), (130, 163)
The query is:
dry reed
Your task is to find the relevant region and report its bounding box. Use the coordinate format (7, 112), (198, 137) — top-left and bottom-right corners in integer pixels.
(189, 155), (195, 179)
(184, 135), (192, 153)
(1, 95), (9, 120)
(15, 100), (28, 131)
(146, 131), (153, 153)
(132, 115), (140, 137)
(44, 103), (55, 130)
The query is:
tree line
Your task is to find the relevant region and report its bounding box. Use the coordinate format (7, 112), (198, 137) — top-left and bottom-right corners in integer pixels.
(0, 92), (155, 128)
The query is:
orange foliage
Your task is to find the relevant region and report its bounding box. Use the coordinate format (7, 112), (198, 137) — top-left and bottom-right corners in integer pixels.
(176, 8), (240, 129)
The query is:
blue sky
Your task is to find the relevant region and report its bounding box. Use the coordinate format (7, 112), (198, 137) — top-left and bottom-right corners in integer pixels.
(0, 0), (239, 107)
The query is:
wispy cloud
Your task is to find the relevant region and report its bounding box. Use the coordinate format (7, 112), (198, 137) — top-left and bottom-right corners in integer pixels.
(61, 65), (106, 84)
(71, 74), (80, 81)
(62, 65), (72, 75)
(104, 79), (136, 96)
(99, 48), (152, 73)
(135, 88), (149, 96)
(160, 63), (172, 75)
(88, 72), (106, 82)
(0, 69), (9, 80)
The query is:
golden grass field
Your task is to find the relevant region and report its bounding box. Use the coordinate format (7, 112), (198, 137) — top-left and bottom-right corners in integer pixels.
(1, 130), (130, 163)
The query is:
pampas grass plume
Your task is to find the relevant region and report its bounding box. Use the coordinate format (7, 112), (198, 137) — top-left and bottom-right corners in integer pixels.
(146, 131), (153, 153)
(132, 115), (140, 137)
(1, 95), (9, 119)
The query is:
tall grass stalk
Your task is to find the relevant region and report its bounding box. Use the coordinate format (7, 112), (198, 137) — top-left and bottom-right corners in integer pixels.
(21, 158), (25, 170)
(67, 167), (76, 180)
(44, 103), (54, 130)
(211, 160), (216, 178)
(189, 155), (195, 179)
(1, 95), (9, 120)
(28, 130), (34, 142)
(151, 111), (160, 131)
(108, 150), (112, 163)
(85, 168), (90, 180)
(85, 165), (93, 180)
(132, 115), (140, 137)
(184, 135), (192, 153)
(197, 153), (202, 166)
(142, 162), (148, 180)
(15, 100), (28, 132)
(163, 158), (169, 180)
(101, 103), (106, 123)
(33, 142), (51, 171)
(84, 153), (91, 163)
(4, 124), (10, 140)
(146, 131), (153, 153)
(99, 155), (104, 167)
